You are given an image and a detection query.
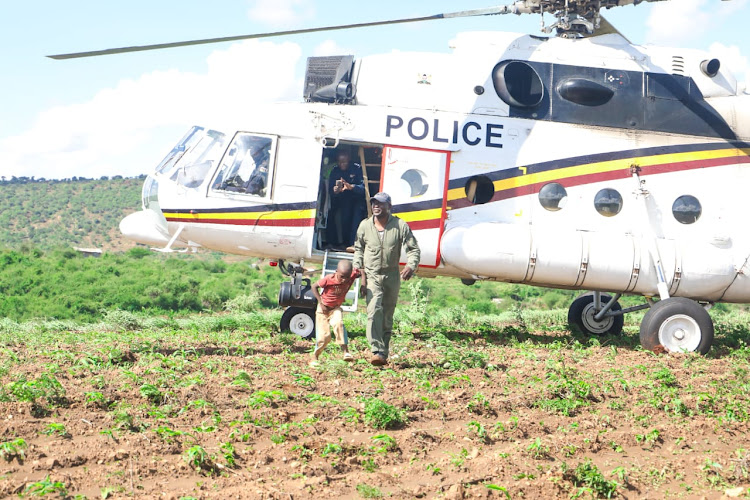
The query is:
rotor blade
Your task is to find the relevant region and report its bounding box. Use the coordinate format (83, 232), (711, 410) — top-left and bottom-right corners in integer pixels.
(588, 15), (631, 42)
(47, 5), (520, 60)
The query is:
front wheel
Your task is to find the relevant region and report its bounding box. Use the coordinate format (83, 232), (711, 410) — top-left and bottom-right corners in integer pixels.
(639, 298), (713, 355)
(567, 293), (624, 336)
(280, 307), (315, 340)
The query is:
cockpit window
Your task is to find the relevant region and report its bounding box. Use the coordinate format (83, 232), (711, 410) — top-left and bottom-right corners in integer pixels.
(170, 130), (226, 188)
(211, 133), (275, 198)
(155, 126), (204, 175)
(155, 126), (227, 190)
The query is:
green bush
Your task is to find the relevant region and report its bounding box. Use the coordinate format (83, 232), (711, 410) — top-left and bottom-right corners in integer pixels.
(362, 398), (407, 430)
(0, 247), (282, 322)
(224, 291), (262, 313)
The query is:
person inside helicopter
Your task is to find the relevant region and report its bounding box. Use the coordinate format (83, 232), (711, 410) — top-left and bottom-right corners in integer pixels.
(244, 142), (271, 195)
(326, 149), (366, 250)
(215, 135), (271, 196)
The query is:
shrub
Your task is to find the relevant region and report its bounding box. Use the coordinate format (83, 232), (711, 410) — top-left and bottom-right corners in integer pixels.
(562, 459), (619, 498)
(224, 291), (261, 313)
(103, 309), (144, 330)
(362, 398), (407, 430)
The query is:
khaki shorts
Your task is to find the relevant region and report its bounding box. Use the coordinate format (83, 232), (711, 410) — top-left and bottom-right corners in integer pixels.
(315, 305), (348, 346)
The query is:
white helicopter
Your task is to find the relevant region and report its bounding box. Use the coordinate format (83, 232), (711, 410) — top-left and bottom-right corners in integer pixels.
(52, 0), (749, 354)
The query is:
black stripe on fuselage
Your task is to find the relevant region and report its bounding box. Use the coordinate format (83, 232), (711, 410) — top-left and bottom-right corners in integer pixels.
(447, 141), (750, 190)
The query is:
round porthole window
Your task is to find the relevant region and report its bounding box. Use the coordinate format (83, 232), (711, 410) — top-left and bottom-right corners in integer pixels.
(400, 169), (429, 197)
(672, 195), (701, 224)
(594, 188), (623, 217)
(464, 176), (494, 205)
(538, 183), (567, 211)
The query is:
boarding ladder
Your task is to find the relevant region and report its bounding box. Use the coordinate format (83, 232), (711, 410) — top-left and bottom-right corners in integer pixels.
(321, 250), (360, 312)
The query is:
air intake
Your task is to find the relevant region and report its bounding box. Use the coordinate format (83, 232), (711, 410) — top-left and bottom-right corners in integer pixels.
(303, 55), (356, 103)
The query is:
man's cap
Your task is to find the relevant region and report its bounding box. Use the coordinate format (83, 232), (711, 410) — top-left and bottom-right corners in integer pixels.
(371, 192), (391, 204)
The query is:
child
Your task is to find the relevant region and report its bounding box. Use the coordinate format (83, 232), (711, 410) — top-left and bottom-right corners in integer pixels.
(309, 260), (360, 367)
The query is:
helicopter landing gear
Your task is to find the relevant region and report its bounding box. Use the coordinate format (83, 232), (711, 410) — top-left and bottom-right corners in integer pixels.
(567, 291), (715, 355)
(567, 292), (624, 336)
(639, 298), (714, 355)
(280, 307), (315, 339)
(277, 260), (317, 340)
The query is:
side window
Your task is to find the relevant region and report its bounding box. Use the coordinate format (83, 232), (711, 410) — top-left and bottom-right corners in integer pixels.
(211, 133), (275, 198)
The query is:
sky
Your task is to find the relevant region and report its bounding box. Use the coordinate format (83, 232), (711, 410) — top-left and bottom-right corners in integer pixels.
(1, 0), (748, 180)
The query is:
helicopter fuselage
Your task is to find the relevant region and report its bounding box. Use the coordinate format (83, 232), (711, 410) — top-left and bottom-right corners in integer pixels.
(121, 31), (750, 306)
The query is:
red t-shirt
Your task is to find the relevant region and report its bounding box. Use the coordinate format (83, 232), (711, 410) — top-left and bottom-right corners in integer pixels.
(316, 269), (361, 308)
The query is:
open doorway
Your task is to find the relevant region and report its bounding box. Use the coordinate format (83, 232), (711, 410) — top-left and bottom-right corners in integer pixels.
(314, 142), (383, 252)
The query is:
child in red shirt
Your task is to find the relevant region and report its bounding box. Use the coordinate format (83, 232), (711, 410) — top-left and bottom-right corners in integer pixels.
(310, 260), (360, 367)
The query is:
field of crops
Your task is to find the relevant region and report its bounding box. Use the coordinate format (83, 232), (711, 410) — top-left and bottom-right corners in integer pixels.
(1, 308), (750, 499)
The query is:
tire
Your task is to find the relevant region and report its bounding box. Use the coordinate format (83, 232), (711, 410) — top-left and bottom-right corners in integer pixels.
(639, 297), (713, 354)
(280, 307), (315, 340)
(567, 293), (624, 336)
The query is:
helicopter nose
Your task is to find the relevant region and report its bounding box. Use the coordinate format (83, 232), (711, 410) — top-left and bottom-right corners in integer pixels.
(119, 210), (172, 246)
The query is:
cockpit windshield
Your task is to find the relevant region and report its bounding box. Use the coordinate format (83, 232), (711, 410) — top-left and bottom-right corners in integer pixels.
(211, 133), (275, 198)
(155, 126), (202, 174)
(155, 126), (227, 189)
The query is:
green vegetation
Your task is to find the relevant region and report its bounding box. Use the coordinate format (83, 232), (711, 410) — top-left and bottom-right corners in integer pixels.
(0, 313), (748, 498)
(362, 398), (407, 430)
(0, 438), (27, 463)
(0, 247), (281, 322)
(23, 475), (68, 497)
(356, 483), (382, 498)
(0, 177), (141, 251)
(3, 170), (750, 497)
(562, 459), (620, 498)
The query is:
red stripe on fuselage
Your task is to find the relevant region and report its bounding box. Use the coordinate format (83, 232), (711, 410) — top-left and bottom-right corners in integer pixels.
(404, 219), (441, 231)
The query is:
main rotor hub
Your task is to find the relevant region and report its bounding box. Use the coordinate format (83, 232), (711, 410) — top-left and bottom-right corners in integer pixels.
(518, 0), (650, 37)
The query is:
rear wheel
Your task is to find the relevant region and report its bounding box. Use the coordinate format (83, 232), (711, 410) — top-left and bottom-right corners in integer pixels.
(639, 298), (713, 354)
(280, 307), (315, 340)
(567, 293), (623, 336)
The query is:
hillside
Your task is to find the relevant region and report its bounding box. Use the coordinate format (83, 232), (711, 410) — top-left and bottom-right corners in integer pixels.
(0, 177), (142, 252)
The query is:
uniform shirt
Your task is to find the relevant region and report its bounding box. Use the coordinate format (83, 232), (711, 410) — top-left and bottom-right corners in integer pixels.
(353, 215), (421, 275)
(328, 163), (365, 209)
(317, 268), (361, 308)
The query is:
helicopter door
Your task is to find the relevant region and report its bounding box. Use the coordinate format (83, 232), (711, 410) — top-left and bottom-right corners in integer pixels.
(381, 146), (450, 268)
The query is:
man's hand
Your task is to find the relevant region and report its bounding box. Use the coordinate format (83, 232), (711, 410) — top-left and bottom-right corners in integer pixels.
(400, 266), (415, 281)
(358, 270), (367, 298)
(341, 180), (353, 191)
(319, 303), (331, 314)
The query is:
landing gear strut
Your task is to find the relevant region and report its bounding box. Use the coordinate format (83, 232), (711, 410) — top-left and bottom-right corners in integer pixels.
(567, 292), (624, 336)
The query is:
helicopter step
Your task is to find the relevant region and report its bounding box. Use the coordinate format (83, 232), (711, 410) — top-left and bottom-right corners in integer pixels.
(567, 292), (715, 355)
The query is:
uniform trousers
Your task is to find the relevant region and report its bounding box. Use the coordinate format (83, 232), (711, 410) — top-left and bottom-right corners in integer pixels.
(365, 270), (400, 358)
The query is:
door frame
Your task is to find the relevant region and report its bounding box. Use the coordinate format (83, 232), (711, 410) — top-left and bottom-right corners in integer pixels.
(380, 145), (452, 269)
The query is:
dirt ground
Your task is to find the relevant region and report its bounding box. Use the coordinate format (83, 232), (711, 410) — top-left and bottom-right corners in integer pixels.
(1, 326), (750, 499)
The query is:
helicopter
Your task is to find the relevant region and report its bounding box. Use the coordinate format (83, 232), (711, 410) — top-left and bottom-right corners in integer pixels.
(50, 0), (750, 354)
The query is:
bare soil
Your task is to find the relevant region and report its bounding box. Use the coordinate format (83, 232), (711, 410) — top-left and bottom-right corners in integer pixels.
(1, 327), (749, 499)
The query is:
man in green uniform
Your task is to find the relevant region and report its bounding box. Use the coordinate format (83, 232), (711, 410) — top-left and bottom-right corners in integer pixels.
(353, 192), (420, 366)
